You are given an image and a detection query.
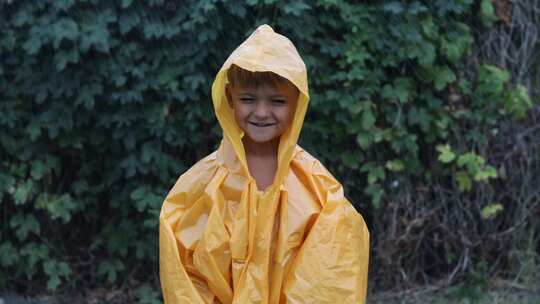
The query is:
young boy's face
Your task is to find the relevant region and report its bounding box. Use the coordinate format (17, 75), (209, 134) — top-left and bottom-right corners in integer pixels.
(226, 81), (298, 145)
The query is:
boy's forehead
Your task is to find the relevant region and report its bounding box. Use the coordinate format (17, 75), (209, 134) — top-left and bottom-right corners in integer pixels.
(233, 81), (298, 95)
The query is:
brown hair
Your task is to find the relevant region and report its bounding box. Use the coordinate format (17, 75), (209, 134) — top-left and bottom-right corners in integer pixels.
(227, 64), (291, 88)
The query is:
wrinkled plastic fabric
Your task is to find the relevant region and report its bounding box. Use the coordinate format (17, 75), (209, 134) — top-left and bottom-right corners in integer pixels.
(160, 25), (370, 304)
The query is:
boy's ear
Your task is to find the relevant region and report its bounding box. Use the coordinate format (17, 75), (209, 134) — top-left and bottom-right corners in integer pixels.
(225, 84), (233, 109)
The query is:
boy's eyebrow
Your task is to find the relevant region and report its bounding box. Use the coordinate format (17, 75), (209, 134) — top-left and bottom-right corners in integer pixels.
(238, 92), (285, 98)
(237, 92), (286, 98)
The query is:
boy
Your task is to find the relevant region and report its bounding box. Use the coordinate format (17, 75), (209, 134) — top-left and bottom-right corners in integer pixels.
(160, 24), (369, 303)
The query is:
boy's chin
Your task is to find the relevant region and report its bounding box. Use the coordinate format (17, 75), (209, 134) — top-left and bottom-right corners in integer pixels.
(242, 134), (281, 145)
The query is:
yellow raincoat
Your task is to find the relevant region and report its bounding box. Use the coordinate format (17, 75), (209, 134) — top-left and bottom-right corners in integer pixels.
(160, 25), (369, 303)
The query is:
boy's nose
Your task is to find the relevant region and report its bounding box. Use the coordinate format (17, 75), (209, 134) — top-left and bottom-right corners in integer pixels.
(253, 102), (271, 118)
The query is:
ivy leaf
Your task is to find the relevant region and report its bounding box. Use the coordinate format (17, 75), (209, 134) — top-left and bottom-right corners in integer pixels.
(408, 107), (430, 130)
(442, 39), (461, 63)
(477, 65), (510, 96)
(474, 165), (498, 181)
(283, 2), (311, 16)
(143, 22), (165, 39)
(26, 121), (42, 142)
(409, 1), (428, 15)
(341, 151), (362, 170)
(54, 49), (80, 71)
(119, 13), (140, 34)
(456, 170), (472, 192)
(361, 110), (376, 130)
(385, 159), (405, 172)
(76, 84), (103, 110)
(457, 152), (479, 174)
(131, 187), (147, 201)
(104, 220), (136, 257)
(436, 144), (455, 163)
(35, 87), (48, 104)
(0, 242), (19, 267)
(0, 174), (15, 203)
(394, 77), (413, 103)
(30, 160), (46, 180)
(362, 163), (385, 184)
(52, 0), (76, 11)
(22, 28), (45, 55)
(506, 85), (533, 119)
(356, 133), (372, 150)
(44, 260), (72, 290)
(98, 259), (125, 283)
(14, 179), (34, 205)
(10, 213), (41, 241)
(21, 242), (49, 272)
(12, 9), (33, 27)
(51, 18), (79, 49)
(73, 180), (90, 195)
(420, 16), (437, 37)
(442, 34), (470, 63)
(134, 190), (162, 212)
(480, 0), (497, 27)
(433, 66), (456, 90)
(36, 193), (78, 223)
(417, 43), (436, 67)
(121, 0), (133, 8)
(120, 155), (139, 178)
(80, 23), (111, 53)
(364, 183), (383, 209)
(136, 284), (161, 304)
(143, 210), (160, 228)
(481, 203), (503, 219)
(141, 142), (157, 163)
(382, 2), (404, 14)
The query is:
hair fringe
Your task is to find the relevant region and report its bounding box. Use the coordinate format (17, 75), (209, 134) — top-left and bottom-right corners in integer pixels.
(227, 64), (289, 87)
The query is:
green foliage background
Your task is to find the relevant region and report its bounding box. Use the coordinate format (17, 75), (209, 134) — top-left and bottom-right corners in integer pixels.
(1, 0), (538, 297)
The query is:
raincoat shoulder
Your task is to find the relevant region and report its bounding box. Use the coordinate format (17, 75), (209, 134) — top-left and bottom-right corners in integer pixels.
(161, 151), (218, 212)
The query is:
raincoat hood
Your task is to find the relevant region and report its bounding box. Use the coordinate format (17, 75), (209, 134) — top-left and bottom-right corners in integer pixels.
(212, 24), (309, 187)
(160, 24), (369, 304)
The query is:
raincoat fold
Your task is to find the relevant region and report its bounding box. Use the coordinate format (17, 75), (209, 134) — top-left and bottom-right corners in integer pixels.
(160, 24), (369, 304)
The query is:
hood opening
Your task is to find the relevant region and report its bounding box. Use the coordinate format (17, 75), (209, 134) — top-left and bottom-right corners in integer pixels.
(211, 24), (309, 190)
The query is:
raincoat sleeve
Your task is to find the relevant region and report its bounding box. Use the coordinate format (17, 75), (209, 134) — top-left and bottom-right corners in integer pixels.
(283, 159), (370, 303)
(159, 154), (218, 304)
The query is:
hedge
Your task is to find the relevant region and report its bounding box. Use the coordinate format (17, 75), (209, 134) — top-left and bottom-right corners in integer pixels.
(1, 0), (537, 296)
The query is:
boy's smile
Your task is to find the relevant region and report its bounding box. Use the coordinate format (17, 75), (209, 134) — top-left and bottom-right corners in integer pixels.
(227, 82), (298, 145)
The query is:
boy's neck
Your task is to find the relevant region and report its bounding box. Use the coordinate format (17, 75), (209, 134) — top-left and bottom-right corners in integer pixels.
(243, 137), (279, 191)
(242, 137), (279, 158)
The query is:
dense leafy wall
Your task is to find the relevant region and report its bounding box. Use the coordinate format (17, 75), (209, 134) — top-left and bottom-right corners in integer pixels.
(1, 0), (537, 296)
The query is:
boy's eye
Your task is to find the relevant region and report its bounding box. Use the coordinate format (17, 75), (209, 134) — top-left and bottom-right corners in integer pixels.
(272, 99), (286, 105)
(239, 97), (254, 103)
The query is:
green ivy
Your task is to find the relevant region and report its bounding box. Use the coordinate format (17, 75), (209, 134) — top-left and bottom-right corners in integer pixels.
(0, 0), (535, 293)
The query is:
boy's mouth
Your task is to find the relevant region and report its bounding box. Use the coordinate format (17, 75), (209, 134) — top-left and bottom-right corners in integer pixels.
(249, 122), (275, 127)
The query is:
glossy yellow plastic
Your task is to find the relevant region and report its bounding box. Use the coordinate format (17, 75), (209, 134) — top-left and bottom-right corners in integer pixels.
(160, 24), (369, 303)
